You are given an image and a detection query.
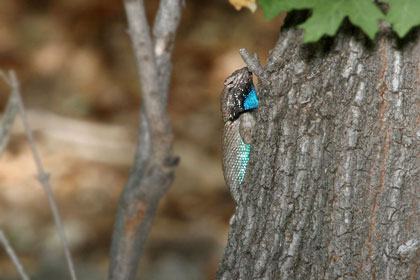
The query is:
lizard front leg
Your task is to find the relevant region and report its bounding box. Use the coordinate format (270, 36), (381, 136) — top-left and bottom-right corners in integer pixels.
(239, 112), (256, 145)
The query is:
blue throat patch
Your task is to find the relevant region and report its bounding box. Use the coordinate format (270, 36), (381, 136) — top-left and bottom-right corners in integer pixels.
(237, 85), (258, 184)
(244, 86), (258, 111)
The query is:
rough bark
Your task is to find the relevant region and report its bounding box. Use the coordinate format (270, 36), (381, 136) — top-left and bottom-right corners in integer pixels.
(217, 14), (420, 280)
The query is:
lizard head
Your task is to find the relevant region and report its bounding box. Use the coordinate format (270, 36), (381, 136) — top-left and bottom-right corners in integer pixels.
(221, 67), (258, 123)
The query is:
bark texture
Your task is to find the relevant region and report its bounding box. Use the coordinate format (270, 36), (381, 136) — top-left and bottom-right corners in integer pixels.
(217, 15), (420, 280)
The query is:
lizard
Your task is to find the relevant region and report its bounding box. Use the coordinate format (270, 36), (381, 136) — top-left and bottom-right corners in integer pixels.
(221, 67), (259, 203)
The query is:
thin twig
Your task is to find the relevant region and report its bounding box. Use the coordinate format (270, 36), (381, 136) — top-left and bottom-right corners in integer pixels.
(0, 70), (11, 85)
(0, 71), (19, 156)
(239, 48), (267, 80)
(108, 0), (181, 279)
(8, 71), (78, 280)
(0, 229), (30, 280)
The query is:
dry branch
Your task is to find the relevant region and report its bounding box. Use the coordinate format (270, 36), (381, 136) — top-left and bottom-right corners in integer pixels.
(0, 229), (30, 280)
(108, 0), (182, 279)
(239, 48), (267, 80)
(1, 71), (78, 280)
(0, 72), (19, 157)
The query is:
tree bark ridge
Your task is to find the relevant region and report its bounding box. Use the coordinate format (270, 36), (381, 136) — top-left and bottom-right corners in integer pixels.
(217, 20), (420, 280)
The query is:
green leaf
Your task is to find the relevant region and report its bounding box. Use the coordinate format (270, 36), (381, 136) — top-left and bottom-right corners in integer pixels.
(386, 0), (420, 37)
(299, 0), (384, 43)
(259, 0), (314, 20)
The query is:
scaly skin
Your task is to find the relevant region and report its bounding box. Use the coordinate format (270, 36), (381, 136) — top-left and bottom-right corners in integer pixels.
(221, 67), (258, 203)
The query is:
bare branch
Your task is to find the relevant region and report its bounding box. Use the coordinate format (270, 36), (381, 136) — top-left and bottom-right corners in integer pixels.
(123, 0), (168, 146)
(0, 229), (30, 280)
(239, 48), (267, 80)
(0, 72), (19, 157)
(153, 0), (182, 101)
(7, 71), (78, 280)
(108, 0), (182, 279)
(0, 70), (11, 85)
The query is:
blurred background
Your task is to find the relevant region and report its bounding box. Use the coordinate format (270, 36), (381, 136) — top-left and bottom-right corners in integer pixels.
(0, 0), (281, 279)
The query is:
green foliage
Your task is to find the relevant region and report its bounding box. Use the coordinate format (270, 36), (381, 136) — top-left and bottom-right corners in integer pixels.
(386, 0), (420, 37)
(259, 0), (420, 42)
(259, 0), (314, 20)
(298, 0), (384, 42)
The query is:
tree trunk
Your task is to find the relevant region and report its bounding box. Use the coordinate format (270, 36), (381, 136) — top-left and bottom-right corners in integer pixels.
(217, 14), (420, 280)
